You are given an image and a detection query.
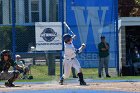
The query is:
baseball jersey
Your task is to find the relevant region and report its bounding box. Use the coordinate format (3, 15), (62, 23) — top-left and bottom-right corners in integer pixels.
(0, 59), (17, 72)
(15, 60), (25, 68)
(64, 43), (76, 59)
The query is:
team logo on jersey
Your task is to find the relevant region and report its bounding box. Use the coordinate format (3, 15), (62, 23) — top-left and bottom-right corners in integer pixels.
(40, 28), (57, 42)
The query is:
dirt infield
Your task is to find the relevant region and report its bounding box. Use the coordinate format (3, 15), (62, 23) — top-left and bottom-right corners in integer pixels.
(0, 81), (140, 92)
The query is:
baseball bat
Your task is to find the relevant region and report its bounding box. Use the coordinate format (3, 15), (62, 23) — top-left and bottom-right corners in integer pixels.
(63, 22), (75, 35)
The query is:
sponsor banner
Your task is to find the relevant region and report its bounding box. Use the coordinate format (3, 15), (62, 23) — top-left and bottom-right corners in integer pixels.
(77, 52), (116, 68)
(35, 22), (62, 51)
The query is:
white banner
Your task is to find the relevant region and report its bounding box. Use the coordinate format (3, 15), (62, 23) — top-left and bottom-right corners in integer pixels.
(35, 22), (62, 51)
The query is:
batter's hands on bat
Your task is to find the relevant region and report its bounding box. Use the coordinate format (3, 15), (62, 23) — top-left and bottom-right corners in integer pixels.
(77, 43), (86, 53)
(81, 43), (86, 49)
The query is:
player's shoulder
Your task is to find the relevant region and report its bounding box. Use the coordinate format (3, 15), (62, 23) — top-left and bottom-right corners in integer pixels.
(65, 43), (73, 47)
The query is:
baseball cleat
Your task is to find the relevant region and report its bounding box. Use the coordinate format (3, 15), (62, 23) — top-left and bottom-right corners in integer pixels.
(106, 75), (111, 78)
(80, 80), (86, 85)
(73, 76), (78, 78)
(5, 82), (15, 87)
(59, 79), (64, 85)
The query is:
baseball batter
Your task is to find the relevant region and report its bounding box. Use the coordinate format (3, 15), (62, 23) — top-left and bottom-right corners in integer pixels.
(59, 34), (86, 85)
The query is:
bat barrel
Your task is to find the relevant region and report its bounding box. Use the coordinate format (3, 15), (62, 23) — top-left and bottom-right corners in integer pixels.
(63, 21), (75, 35)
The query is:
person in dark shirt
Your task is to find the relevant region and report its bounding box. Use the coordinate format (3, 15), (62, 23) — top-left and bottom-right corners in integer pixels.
(132, 47), (140, 75)
(0, 50), (23, 87)
(98, 36), (111, 78)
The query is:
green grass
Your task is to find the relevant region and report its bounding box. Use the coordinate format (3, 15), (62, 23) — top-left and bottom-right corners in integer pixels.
(15, 65), (140, 82)
(23, 65), (60, 82)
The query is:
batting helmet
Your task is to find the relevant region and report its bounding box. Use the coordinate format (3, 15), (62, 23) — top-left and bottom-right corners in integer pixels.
(1, 50), (12, 60)
(63, 34), (72, 43)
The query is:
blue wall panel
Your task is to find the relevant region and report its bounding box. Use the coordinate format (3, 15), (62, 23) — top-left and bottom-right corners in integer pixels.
(66, 0), (117, 68)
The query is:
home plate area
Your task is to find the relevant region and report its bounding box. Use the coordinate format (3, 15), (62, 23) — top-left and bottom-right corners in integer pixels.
(0, 79), (140, 93)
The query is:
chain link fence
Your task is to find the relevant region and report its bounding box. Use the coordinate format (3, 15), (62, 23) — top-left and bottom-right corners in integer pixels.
(0, 0), (62, 76)
(2, 0), (137, 77)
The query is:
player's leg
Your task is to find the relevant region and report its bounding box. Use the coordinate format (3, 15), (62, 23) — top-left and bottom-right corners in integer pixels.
(22, 67), (30, 79)
(104, 56), (111, 77)
(72, 58), (86, 85)
(98, 57), (104, 78)
(0, 71), (15, 86)
(5, 71), (20, 87)
(59, 59), (72, 85)
(71, 67), (78, 78)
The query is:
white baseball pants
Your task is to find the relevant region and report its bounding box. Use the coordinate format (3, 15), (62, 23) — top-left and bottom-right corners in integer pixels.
(62, 58), (81, 79)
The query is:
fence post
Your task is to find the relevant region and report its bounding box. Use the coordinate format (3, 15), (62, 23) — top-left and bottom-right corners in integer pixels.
(48, 53), (55, 75)
(115, 0), (119, 76)
(12, 0), (16, 60)
(58, 0), (64, 78)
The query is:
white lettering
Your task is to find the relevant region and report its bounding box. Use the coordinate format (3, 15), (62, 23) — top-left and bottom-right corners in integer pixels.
(72, 6), (109, 48)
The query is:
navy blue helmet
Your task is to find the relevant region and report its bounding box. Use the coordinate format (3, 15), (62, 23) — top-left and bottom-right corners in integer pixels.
(1, 50), (12, 60)
(63, 34), (72, 43)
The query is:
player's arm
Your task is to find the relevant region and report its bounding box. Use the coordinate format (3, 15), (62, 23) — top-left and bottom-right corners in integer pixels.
(104, 42), (109, 50)
(11, 59), (23, 70)
(15, 65), (23, 70)
(20, 61), (25, 68)
(101, 48), (107, 51)
(98, 43), (105, 51)
(17, 64), (25, 69)
(76, 43), (86, 53)
(98, 43), (108, 51)
(101, 43), (109, 51)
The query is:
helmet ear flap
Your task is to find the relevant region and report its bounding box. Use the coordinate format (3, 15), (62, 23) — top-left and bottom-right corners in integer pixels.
(64, 38), (71, 43)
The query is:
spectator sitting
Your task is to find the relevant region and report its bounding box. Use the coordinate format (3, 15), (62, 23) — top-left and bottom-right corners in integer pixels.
(15, 55), (30, 79)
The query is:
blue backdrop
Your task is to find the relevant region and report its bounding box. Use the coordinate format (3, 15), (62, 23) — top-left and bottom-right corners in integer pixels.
(66, 0), (118, 68)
